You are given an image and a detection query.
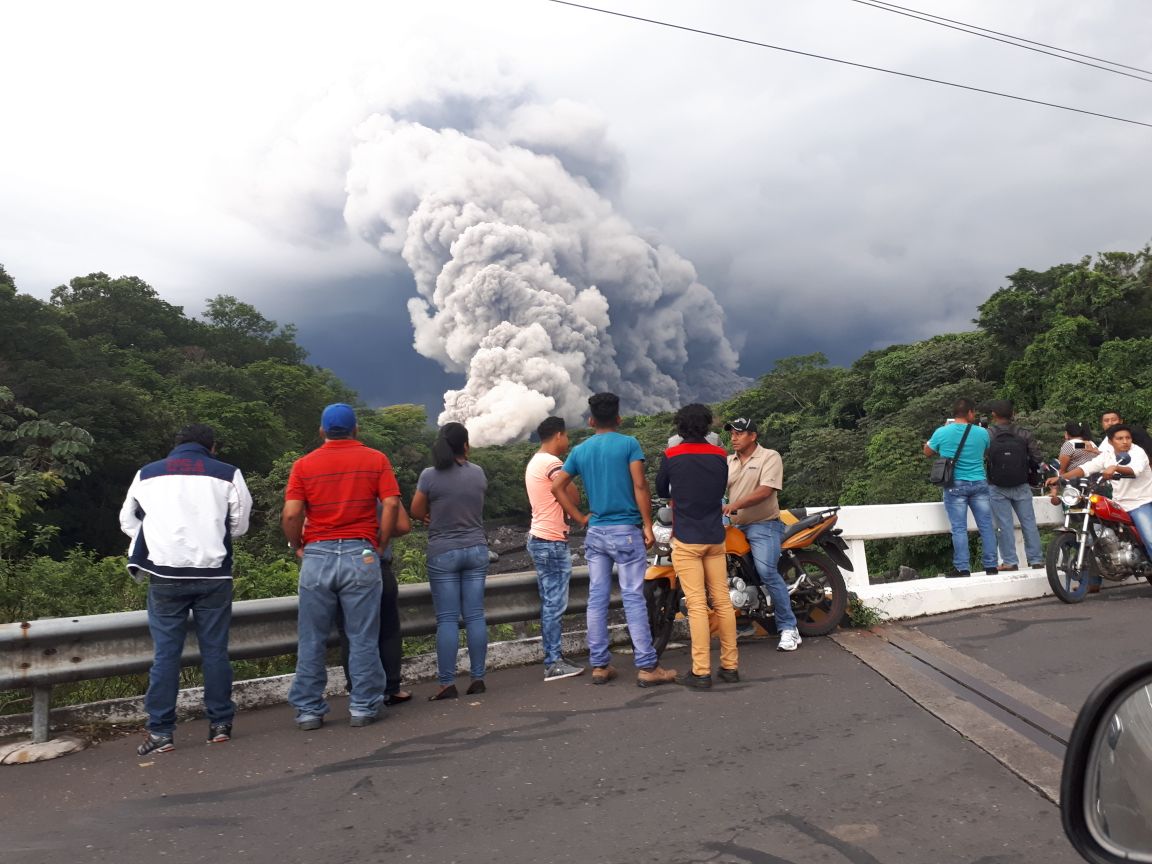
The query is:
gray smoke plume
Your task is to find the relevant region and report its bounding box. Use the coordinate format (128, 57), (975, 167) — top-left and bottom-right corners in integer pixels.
(247, 69), (748, 444)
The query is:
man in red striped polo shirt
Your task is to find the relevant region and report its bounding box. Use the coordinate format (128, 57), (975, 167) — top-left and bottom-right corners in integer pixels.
(656, 403), (737, 688)
(282, 403), (400, 730)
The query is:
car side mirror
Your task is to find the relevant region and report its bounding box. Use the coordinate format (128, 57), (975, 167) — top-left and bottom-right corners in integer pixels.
(1062, 659), (1152, 862)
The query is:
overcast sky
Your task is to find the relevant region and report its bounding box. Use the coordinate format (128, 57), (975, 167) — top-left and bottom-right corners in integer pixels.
(2, 0), (1150, 417)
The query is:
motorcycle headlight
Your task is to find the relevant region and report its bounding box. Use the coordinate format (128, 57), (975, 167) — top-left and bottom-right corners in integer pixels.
(1061, 485), (1084, 508)
(653, 522), (673, 546)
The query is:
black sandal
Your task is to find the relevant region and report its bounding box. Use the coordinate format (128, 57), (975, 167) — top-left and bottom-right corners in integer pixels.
(466, 680), (486, 695)
(384, 691), (413, 706)
(427, 685), (458, 702)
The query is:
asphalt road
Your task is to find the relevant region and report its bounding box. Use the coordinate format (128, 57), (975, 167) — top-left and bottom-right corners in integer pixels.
(2, 621), (1088, 864)
(914, 581), (1152, 710)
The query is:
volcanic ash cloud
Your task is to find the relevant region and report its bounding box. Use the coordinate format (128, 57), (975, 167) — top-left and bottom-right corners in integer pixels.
(342, 104), (746, 445)
(251, 75), (747, 445)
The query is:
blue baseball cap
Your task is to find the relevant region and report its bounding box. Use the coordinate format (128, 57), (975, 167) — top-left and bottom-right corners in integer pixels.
(321, 403), (357, 434)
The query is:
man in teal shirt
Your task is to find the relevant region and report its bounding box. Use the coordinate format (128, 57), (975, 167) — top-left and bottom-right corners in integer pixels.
(552, 392), (677, 688)
(924, 398), (999, 577)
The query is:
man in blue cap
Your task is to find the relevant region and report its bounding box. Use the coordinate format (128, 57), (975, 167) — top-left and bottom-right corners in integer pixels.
(282, 404), (401, 730)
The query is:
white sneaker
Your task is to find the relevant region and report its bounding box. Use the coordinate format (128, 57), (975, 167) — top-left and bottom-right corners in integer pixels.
(777, 628), (802, 652)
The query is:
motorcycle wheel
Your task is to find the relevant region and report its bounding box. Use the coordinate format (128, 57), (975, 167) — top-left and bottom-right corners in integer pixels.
(644, 578), (676, 658)
(783, 551), (848, 638)
(1046, 532), (1091, 604)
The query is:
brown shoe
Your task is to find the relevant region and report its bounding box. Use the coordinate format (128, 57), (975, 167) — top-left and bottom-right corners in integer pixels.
(1088, 584), (1101, 594)
(591, 665), (618, 685)
(998, 565), (1018, 572)
(636, 665), (677, 688)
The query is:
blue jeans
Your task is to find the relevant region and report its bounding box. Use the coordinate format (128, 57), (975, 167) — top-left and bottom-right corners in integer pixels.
(584, 525), (657, 670)
(289, 540), (384, 722)
(145, 578), (234, 736)
(942, 480), (999, 571)
(527, 536), (573, 665)
(427, 544), (489, 685)
(739, 521), (797, 631)
(990, 483), (1044, 566)
(337, 557), (403, 697)
(1127, 502), (1152, 559)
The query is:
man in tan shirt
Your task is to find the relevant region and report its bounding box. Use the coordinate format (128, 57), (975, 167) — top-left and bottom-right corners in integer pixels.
(722, 417), (800, 651)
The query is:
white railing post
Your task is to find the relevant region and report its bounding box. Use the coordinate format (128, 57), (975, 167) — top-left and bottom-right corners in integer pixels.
(843, 539), (870, 591)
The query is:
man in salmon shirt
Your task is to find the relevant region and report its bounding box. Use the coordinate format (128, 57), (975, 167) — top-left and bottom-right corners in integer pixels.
(282, 403), (401, 730)
(525, 416), (584, 682)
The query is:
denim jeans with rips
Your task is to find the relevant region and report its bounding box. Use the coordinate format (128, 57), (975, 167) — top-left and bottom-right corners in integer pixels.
(527, 536), (573, 666)
(584, 525), (657, 670)
(145, 578), (235, 736)
(289, 540), (385, 723)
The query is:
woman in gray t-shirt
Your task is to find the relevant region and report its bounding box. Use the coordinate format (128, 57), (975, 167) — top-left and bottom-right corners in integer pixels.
(411, 422), (489, 701)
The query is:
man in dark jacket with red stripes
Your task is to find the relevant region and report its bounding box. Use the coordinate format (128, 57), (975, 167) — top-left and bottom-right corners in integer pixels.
(656, 403), (738, 689)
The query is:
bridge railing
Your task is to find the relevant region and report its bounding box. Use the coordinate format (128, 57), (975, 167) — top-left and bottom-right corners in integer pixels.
(0, 496), (1067, 743)
(834, 497), (1065, 589)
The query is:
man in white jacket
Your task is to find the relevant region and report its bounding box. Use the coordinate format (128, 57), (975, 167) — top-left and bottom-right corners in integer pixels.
(119, 423), (251, 756)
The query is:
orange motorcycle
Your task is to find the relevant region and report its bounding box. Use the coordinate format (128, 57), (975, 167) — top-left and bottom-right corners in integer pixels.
(643, 503), (852, 657)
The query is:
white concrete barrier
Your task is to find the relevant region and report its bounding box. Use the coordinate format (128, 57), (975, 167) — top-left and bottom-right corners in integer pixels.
(831, 497), (1081, 619)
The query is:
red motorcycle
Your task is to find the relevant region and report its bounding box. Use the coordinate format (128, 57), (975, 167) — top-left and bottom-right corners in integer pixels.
(1047, 473), (1152, 603)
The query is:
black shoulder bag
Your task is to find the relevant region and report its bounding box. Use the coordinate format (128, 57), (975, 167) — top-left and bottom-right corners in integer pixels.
(929, 422), (973, 488)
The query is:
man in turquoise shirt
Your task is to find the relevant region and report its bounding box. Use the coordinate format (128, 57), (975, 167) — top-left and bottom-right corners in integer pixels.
(924, 398), (999, 577)
(552, 392), (677, 689)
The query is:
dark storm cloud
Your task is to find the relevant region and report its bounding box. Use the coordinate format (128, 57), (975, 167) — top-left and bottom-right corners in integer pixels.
(605, 0), (1152, 377)
(267, 273), (462, 417)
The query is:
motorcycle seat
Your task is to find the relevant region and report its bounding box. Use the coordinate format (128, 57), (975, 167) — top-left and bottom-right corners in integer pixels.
(781, 507), (807, 525)
(782, 512), (823, 541)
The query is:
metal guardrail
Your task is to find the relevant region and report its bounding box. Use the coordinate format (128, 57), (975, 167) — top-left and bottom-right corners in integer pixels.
(0, 496), (1065, 745)
(1, 567), (604, 744)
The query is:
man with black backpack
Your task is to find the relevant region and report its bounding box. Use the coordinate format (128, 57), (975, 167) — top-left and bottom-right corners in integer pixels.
(985, 400), (1045, 571)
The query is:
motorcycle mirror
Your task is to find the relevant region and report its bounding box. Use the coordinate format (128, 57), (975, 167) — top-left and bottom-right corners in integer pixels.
(1061, 658), (1152, 862)
(1118, 454), (1133, 466)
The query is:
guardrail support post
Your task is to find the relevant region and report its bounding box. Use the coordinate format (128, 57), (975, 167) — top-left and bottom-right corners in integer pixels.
(844, 539), (870, 591)
(31, 685), (52, 744)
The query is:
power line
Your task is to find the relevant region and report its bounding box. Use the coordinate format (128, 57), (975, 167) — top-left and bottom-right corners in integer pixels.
(863, 0), (1152, 77)
(847, 0), (1152, 86)
(544, 0), (1152, 130)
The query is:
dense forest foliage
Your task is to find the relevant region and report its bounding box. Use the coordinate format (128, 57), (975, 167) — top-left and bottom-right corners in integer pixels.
(2, 245), (1152, 622)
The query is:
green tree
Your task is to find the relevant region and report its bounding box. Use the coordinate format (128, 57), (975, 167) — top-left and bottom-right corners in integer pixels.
(782, 428), (866, 508)
(202, 295), (306, 366)
(357, 404), (434, 496)
(50, 272), (199, 354)
(976, 264), (1070, 358)
(0, 385), (92, 563)
(1002, 316), (1099, 411)
(864, 333), (997, 419)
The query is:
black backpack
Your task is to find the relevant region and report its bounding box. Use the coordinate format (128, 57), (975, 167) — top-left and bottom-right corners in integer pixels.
(987, 426), (1031, 487)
